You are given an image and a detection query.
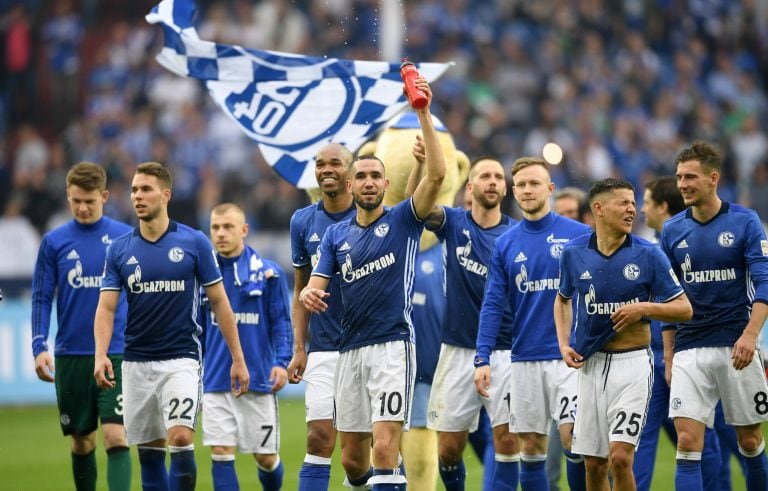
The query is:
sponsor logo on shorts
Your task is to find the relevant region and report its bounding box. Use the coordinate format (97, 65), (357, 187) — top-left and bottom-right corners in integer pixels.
(60, 413), (70, 425)
(429, 411), (438, 423)
(671, 397), (682, 410)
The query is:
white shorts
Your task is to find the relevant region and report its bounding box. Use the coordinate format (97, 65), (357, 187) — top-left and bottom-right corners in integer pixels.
(510, 359), (578, 434)
(670, 347), (768, 427)
(303, 351), (339, 422)
(122, 358), (202, 445)
(427, 345), (512, 432)
(334, 340), (416, 433)
(572, 348), (653, 458)
(202, 391), (279, 454)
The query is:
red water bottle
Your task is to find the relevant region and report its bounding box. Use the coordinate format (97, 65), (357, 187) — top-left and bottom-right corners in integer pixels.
(400, 57), (428, 109)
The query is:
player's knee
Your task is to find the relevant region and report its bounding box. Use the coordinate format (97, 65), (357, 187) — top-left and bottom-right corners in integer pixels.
(71, 433), (97, 454)
(167, 427), (194, 447)
(101, 423), (127, 449)
(255, 453), (278, 469)
(737, 432), (763, 454)
(608, 446), (634, 474)
(675, 429), (702, 452)
(372, 437), (398, 465)
(584, 456), (608, 478)
(306, 423), (335, 457)
(437, 437), (463, 464)
(341, 451), (369, 477)
(495, 430), (520, 454)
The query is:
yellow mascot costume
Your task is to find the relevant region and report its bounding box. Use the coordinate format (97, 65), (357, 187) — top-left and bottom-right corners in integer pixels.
(359, 111), (469, 490)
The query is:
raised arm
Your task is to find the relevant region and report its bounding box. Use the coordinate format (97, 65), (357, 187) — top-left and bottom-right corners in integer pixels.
(287, 265), (313, 383)
(94, 290), (120, 388)
(410, 77), (446, 219)
(205, 281), (250, 396)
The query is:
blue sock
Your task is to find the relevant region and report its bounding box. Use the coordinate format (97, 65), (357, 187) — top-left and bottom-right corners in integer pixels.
(138, 446), (169, 491)
(675, 452), (703, 491)
(740, 442), (768, 491)
(492, 454), (520, 491)
(257, 457), (283, 491)
(438, 459), (465, 491)
(370, 467), (407, 490)
(520, 456), (548, 490)
(564, 449), (586, 491)
(298, 455), (331, 491)
(482, 441), (495, 491)
(169, 445), (196, 491)
(211, 455), (238, 491)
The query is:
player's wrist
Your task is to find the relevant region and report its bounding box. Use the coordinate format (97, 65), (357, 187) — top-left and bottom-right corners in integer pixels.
(473, 355), (489, 368)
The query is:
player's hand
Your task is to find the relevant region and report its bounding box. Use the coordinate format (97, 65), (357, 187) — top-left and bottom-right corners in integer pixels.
(94, 355), (115, 389)
(732, 331), (758, 370)
(299, 286), (329, 313)
(270, 366), (288, 393)
(474, 365), (491, 398)
(610, 302), (646, 332)
(287, 349), (308, 383)
(230, 359), (250, 397)
(413, 76), (432, 109)
(412, 134), (426, 164)
(34, 351), (55, 382)
(560, 345), (585, 369)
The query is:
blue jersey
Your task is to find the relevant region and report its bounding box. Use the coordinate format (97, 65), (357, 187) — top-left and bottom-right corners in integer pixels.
(412, 243), (445, 383)
(290, 201), (356, 352)
(429, 207), (516, 350)
(312, 199), (424, 352)
(478, 213), (591, 362)
(101, 221), (222, 362)
(558, 233), (684, 360)
(31, 217), (132, 357)
(202, 247), (293, 393)
(660, 203), (768, 352)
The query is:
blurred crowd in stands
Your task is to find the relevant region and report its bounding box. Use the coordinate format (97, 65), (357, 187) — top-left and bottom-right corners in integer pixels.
(2, 0), (768, 280)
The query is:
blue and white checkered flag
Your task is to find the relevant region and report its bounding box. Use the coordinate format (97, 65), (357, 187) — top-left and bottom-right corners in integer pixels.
(146, 0), (453, 189)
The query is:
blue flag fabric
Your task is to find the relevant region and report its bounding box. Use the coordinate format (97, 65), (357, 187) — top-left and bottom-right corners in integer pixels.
(146, 0), (453, 188)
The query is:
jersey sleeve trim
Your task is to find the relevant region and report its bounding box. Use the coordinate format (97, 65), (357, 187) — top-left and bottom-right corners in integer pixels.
(658, 289), (685, 303)
(201, 277), (223, 287)
(310, 272), (332, 279)
(100, 287), (122, 292)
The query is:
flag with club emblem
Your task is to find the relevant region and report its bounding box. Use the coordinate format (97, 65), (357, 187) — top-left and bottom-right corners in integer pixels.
(146, 0), (453, 189)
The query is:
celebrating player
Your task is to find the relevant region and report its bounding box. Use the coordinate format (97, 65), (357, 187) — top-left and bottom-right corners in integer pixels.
(554, 177), (692, 490)
(476, 157), (590, 490)
(287, 142), (356, 491)
(661, 141), (768, 490)
(300, 75), (445, 491)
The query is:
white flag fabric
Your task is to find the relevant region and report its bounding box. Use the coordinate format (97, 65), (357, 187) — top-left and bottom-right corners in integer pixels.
(146, 0), (453, 189)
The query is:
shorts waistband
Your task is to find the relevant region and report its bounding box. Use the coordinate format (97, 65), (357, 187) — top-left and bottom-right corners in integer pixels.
(596, 345), (651, 359)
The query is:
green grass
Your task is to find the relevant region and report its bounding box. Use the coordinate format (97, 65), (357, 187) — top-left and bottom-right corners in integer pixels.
(0, 401), (752, 490)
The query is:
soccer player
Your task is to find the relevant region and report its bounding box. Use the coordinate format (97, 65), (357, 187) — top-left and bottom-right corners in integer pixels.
(554, 177), (693, 490)
(635, 176), (723, 491)
(553, 186), (586, 221)
(660, 141), (768, 491)
(31, 162), (133, 491)
(300, 75), (445, 491)
(201, 203), (292, 490)
(425, 156), (518, 491)
(475, 157), (590, 491)
(287, 143), (356, 491)
(94, 162), (249, 490)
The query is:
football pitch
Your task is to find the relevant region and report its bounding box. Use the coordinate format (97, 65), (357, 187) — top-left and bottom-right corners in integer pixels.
(0, 400), (750, 490)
